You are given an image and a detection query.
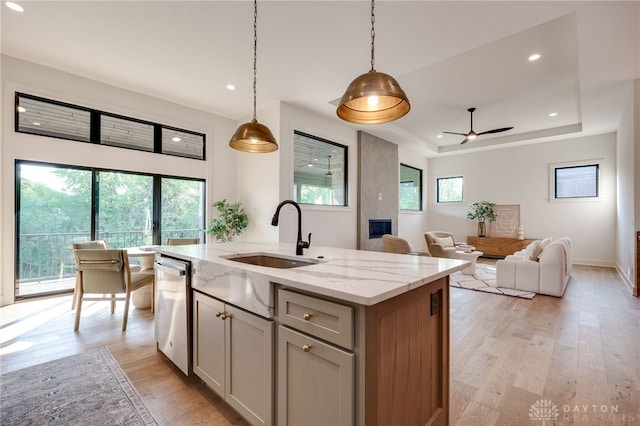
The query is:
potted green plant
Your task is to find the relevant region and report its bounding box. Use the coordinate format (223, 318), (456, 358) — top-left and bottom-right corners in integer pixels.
(206, 199), (249, 242)
(466, 201), (496, 237)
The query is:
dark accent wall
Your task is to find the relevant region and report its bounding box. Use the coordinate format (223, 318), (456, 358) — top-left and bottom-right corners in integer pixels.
(357, 131), (399, 251)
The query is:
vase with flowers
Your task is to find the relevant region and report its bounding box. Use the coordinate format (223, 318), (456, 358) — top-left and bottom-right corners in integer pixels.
(466, 201), (496, 237)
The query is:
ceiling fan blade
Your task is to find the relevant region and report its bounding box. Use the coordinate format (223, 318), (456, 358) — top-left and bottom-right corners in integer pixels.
(443, 131), (468, 136)
(477, 127), (514, 136)
(460, 137), (470, 145)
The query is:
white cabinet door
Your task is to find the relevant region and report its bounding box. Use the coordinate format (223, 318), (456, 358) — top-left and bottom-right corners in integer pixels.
(277, 325), (354, 426)
(225, 304), (274, 426)
(193, 291), (274, 425)
(192, 291), (225, 396)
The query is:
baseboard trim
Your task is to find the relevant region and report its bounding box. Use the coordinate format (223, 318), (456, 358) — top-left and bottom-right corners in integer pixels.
(615, 264), (636, 295)
(572, 258), (616, 268)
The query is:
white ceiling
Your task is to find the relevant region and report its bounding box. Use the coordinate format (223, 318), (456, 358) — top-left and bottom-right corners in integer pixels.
(2, 1), (638, 157)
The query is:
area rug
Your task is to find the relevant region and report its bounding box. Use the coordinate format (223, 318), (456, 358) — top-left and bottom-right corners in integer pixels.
(449, 264), (536, 299)
(0, 347), (157, 425)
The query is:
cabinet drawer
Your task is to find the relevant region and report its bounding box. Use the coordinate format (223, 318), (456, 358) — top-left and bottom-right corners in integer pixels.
(278, 289), (353, 350)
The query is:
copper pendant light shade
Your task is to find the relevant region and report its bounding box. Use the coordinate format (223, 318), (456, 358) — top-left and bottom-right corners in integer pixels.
(229, 118), (278, 153)
(337, 69), (410, 124)
(229, 0), (278, 153)
(337, 0), (410, 124)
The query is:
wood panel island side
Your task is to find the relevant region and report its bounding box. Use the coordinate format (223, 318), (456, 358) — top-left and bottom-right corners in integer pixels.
(154, 242), (468, 426)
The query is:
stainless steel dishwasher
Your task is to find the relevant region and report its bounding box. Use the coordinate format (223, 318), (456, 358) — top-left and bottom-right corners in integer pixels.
(154, 255), (191, 375)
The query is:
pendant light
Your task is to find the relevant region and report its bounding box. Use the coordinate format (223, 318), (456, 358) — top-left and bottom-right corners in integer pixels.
(229, 0), (278, 153)
(337, 0), (410, 124)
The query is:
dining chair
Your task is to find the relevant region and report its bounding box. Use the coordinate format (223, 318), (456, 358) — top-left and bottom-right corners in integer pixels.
(381, 234), (431, 256)
(70, 240), (107, 309)
(167, 237), (200, 245)
(73, 249), (154, 331)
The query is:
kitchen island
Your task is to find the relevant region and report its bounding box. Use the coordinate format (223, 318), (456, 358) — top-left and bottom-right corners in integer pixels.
(154, 242), (468, 426)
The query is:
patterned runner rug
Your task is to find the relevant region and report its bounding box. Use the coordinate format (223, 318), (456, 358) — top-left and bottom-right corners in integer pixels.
(449, 264), (536, 299)
(0, 347), (157, 425)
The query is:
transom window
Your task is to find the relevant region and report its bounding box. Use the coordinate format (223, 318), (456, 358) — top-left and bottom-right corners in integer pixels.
(15, 92), (206, 160)
(293, 131), (347, 206)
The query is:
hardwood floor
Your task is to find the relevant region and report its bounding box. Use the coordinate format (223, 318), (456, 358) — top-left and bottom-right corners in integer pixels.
(1, 263), (638, 425)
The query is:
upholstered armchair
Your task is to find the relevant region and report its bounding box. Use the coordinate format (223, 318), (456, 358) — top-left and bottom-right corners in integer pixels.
(382, 234), (431, 256)
(424, 231), (460, 258)
(73, 249), (154, 331)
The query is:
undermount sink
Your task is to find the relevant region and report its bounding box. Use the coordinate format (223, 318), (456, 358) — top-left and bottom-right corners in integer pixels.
(222, 253), (320, 269)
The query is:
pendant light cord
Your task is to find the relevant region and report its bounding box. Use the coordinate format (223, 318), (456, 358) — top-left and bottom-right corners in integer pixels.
(370, 0), (376, 71)
(253, 0), (258, 121)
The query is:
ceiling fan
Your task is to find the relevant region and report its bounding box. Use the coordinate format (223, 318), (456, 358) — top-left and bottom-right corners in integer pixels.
(443, 107), (514, 144)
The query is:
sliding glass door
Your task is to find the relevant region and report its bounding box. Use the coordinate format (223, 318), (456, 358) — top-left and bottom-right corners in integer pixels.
(161, 177), (205, 244)
(16, 163), (92, 297)
(96, 171), (154, 248)
(15, 161), (205, 299)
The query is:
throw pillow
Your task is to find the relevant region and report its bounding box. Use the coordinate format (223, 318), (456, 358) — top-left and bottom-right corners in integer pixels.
(525, 240), (543, 260)
(434, 236), (454, 247)
(540, 237), (553, 249)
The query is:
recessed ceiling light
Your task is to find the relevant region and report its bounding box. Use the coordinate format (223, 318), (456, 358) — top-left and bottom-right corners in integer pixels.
(5, 2), (24, 12)
(172, 137), (181, 142)
(548, 112), (558, 117)
(226, 84), (236, 91)
(436, 134), (443, 138)
(17, 106), (26, 113)
(528, 53), (541, 61)
(33, 122), (41, 126)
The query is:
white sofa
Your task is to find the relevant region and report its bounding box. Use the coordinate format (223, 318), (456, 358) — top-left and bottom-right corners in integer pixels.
(495, 237), (572, 297)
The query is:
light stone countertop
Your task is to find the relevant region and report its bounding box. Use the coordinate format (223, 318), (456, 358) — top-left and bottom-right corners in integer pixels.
(153, 242), (469, 310)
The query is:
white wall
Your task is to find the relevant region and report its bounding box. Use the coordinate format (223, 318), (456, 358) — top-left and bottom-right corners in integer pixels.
(275, 103), (359, 250)
(1, 55), (238, 305)
(427, 133), (618, 266)
(236, 103), (281, 243)
(616, 79), (639, 294)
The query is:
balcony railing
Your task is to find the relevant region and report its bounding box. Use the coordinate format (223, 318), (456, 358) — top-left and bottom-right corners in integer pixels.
(16, 229), (203, 297)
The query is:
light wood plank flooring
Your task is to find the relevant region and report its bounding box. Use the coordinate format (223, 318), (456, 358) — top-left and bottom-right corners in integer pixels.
(1, 263), (638, 425)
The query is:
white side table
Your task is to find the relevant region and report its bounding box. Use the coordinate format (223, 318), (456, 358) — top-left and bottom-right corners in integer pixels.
(453, 250), (483, 275)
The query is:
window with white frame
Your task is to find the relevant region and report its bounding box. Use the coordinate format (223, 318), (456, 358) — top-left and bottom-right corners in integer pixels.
(550, 161), (600, 200)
